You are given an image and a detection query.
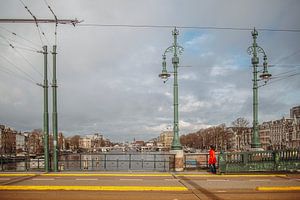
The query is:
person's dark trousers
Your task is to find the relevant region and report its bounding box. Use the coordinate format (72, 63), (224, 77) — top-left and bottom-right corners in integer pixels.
(210, 164), (216, 174)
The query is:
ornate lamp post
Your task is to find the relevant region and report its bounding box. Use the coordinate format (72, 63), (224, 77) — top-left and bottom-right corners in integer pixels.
(159, 27), (184, 150)
(247, 28), (272, 150)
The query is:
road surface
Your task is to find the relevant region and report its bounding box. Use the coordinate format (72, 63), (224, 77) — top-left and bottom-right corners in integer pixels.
(0, 172), (299, 200)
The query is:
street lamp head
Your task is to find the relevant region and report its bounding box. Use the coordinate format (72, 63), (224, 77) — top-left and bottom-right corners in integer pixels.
(259, 72), (272, 80)
(259, 55), (272, 81)
(159, 72), (171, 80)
(159, 54), (171, 80)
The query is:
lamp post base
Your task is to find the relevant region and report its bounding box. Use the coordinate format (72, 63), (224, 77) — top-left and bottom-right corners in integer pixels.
(170, 149), (184, 172)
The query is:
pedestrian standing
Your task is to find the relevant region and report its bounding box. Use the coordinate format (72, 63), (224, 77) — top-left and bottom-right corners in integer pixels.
(209, 145), (216, 174)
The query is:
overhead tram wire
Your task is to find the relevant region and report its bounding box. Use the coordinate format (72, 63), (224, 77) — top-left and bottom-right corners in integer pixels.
(0, 64), (36, 85)
(271, 68), (300, 78)
(0, 34), (41, 53)
(77, 23), (300, 33)
(0, 26), (41, 49)
(0, 33), (43, 77)
(0, 54), (38, 84)
(267, 71), (300, 86)
(19, 0), (50, 47)
(273, 49), (300, 65)
(43, 0), (58, 45)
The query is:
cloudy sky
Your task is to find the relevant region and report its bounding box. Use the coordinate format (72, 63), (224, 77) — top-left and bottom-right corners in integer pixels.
(0, 0), (299, 142)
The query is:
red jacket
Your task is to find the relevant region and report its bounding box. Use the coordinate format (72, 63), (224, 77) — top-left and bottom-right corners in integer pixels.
(208, 149), (216, 164)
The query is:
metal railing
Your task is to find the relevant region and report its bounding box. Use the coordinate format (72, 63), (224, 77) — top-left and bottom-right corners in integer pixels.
(219, 149), (300, 173)
(184, 153), (219, 170)
(1, 153), (176, 172)
(0, 156), (44, 171)
(57, 153), (175, 172)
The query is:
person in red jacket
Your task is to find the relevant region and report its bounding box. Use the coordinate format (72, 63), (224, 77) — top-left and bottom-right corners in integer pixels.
(208, 145), (216, 174)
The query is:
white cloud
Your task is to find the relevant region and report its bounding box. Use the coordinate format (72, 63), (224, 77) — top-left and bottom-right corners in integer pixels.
(180, 95), (212, 112)
(210, 58), (240, 77)
(0, 0), (299, 142)
(185, 34), (213, 47)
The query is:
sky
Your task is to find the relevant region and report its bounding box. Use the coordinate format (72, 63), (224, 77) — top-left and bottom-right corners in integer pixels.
(0, 0), (299, 142)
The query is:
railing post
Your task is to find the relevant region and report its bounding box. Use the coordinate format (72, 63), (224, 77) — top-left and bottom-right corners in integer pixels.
(129, 154), (132, 170)
(243, 152), (248, 164)
(274, 150), (280, 171)
(142, 159), (144, 169)
(218, 151), (226, 174)
(1, 154), (3, 171)
(117, 159), (119, 169)
(154, 154), (156, 170)
(66, 156), (69, 170)
(164, 158), (166, 172)
(104, 154), (107, 170)
(79, 154), (81, 170)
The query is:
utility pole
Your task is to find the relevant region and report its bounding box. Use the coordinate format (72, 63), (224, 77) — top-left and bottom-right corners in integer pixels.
(0, 18), (80, 172)
(43, 45), (49, 172)
(52, 45), (58, 172)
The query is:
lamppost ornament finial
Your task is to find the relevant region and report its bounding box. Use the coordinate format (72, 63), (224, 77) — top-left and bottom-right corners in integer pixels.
(252, 27), (258, 38)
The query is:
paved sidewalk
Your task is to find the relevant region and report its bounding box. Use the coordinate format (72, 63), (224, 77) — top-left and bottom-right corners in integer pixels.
(0, 172), (299, 200)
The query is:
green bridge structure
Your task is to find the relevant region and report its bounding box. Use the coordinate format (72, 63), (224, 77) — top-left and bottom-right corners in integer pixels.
(218, 149), (300, 173)
(1, 149), (300, 173)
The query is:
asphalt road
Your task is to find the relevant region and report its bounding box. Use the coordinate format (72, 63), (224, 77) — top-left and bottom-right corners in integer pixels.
(0, 173), (299, 200)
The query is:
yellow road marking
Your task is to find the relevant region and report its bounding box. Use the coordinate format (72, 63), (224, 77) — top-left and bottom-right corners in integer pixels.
(177, 174), (287, 178)
(0, 174), (37, 176)
(0, 185), (188, 191)
(257, 186), (300, 191)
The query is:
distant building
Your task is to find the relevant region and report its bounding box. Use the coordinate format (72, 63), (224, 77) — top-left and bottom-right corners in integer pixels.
(79, 133), (104, 151)
(0, 125), (17, 155)
(16, 133), (26, 153)
(264, 116), (300, 150)
(290, 105), (300, 119)
(159, 131), (173, 149)
(28, 130), (43, 154)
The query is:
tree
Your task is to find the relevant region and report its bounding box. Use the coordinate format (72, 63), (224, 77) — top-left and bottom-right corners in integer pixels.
(70, 135), (80, 150)
(232, 117), (249, 128)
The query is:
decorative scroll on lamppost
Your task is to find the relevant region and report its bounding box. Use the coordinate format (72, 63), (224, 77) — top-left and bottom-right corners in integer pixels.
(159, 27), (184, 150)
(247, 28), (272, 150)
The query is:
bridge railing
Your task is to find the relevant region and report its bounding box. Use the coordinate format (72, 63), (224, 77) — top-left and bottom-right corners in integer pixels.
(218, 149), (300, 173)
(184, 153), (219, 170)
(57, 153), (175, 172)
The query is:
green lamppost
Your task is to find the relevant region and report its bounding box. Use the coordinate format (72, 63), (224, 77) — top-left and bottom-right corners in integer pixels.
(159, 27), (184, 150)
(247, 28), (272, 150)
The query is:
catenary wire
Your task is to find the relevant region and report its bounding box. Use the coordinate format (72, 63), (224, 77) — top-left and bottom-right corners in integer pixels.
(0, 42), (39, 53)
(266, 72), (300, 86)
(43, 0), (58, 45)
(0, 33), (43, 77)
(0, 54), (38, 83)
(0, 65), (36, 84)
(77, 23), (300, 32)
(0, 26), (41, 49)
(273, 49), (300, 65)
(19, 0), (50, 46)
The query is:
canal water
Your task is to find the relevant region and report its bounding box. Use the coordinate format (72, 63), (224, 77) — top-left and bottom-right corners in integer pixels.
(59, 153), (175, 171)
(1, 152), (175, 172)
